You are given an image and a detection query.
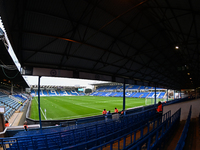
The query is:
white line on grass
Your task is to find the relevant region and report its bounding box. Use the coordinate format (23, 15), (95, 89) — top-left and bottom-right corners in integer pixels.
(70, 102), (103, 111)
(53, 112), (101, 120)
(34, 97), (47, 120)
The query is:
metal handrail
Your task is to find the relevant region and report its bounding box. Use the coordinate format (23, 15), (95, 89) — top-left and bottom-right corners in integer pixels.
(175, 106), (192, 150)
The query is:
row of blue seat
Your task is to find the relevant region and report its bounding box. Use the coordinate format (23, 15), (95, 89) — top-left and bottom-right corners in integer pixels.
(60, 111), (171, 150)
(90, 91), (166, 98)
(7, 97), (194, 150)
(13, 95), (26, 103)
(6, 108), (157, 149)
(96, 85), (164, 91)
(31, 90), (85, 97)
(0, 91), (6, 96)
(0, 96), (22, 121)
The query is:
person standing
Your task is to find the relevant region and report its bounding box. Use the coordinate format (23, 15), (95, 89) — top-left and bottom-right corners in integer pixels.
(156, 101), (162, 113)
(121, 110), (124, 115)
(24, 121), (28, 131)
(106, 110), (110, 115)
(5, 120), (9, 127)
(102, 109), (107, 115)
(114, 107), (118, 113)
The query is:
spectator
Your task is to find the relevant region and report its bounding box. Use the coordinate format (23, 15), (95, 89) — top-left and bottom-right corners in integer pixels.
(5, 120), (9, 127)
(102, 109), (107, 115)
(114, 107), (118, 113)
(156, 101), (162, 113)
(121, 110), (124, 115)
(24, 121), (28, 131)
(106, 110), (110, 115)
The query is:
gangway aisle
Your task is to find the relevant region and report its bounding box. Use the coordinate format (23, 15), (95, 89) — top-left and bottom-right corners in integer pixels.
(183, 118), (200, 150)
(164, 121), (185, 150)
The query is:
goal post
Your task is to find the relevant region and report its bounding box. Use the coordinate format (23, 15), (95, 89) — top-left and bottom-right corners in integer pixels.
(145, 98), (167, 105)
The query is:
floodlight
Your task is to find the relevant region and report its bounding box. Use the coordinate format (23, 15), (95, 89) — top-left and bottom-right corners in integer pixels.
(175, 46), (179, 49)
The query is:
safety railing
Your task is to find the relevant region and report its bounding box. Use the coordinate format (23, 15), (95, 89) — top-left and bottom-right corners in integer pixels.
(175, 106), (192, 150)
(87, 109), (180, 150)
(0, 108), (157, 149)
(15, 109), (156, 137)
(127, 108), (181, 150)
(61, 111), (171, 150)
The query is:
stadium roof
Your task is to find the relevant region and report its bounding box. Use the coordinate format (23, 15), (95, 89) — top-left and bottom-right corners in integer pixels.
(0, 28), (28, 88)
(0, 0), (200, 89)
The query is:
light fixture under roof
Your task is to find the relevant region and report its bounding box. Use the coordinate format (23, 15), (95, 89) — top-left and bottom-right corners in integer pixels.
(175, 46), (179, 49)
(187, 73), (190, 75)
(190, 78), (192, 80)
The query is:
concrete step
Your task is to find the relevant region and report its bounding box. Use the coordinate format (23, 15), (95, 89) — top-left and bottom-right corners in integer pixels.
(165, 120), (186, 150)
(183, 118), (200, 150)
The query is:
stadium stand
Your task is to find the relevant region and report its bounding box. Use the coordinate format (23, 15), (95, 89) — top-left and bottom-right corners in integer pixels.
(131, 85), (140, 89)
(140, 92), (150, 98)
(13, 94), (26, 103)
(60, 90), (69, 96)
(96, 85), (163, 91)
(126, 92), (135, 97)
(5, 107), (158, 149)
(115, 92), (123, 97)
(89, 84), (167, 99)
(32, 89), (87, 97)
(30, 84), (167, 99)
(70, 90), (78, 96)
(158, 92), (166, 99)
(139, 86), (145, 90)
(77, 92), (85, 96)
(0, 96), (21, 121)
(31, 90), (35, 96)
(48, 90), (58, 96)
(147, 92), (154, 98)
(132, 92), (143, 98)
(0, 95), (197, 150)
(0, 91), (6, 96)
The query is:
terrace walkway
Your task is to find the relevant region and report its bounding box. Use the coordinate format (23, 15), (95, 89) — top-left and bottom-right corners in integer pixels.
(8, 111), (23, 126)
(183, 118), (200, 150)
(163, 117), (200, 150)
(8, 100), (29, 126)
(164, 120), (185, 150)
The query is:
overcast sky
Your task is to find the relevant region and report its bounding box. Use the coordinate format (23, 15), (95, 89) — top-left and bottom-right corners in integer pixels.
(23, 76), (110, 88)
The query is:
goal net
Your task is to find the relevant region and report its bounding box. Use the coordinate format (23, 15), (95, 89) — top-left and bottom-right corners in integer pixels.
(145, 98), (167, 106)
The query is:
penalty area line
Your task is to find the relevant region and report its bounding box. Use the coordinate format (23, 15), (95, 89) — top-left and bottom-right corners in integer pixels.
(34, 97), (47, 120)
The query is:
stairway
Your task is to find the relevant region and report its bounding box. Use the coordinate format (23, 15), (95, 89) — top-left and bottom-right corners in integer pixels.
(164, 118), (200, 150)
(183, 118), (200, 150)
(164, 120), (185, 150)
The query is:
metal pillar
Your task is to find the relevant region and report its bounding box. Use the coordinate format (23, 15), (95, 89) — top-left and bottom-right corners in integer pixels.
(123, 81), (125, 111)
(11, 81), (13, 95)
(167, 89), (168, 101)
(38, 76), (42, 131)
(195, 88), (197, 99)
(180, 90), (181, 99)
(174, 90), (175, 100)
(154, 86), (156, 105)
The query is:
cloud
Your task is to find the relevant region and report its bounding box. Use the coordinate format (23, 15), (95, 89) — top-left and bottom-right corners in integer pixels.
(24, 76), (110, 88)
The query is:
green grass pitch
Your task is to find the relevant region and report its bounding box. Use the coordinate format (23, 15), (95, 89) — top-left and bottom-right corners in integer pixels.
(30, 96), (146, 120)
